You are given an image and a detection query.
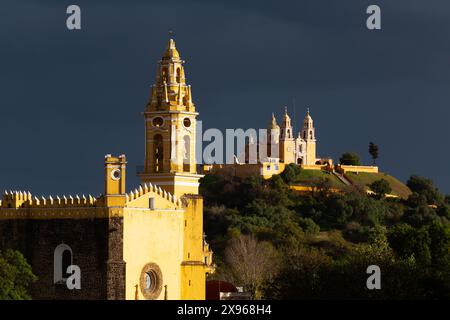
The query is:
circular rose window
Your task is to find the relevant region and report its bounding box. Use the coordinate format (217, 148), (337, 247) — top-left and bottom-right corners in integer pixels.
(183, 117), (191, 128)
(140, 263), (163, 300)
(152, 117), (164, 127)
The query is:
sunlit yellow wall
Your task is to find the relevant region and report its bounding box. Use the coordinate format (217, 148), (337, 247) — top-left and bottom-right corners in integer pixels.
(123, 207), (184, 300)
(181, 264), (206, 300)
(280, 140), (296, 164)
(260, 162), (285, 179)
(305, 141), (316, 165)
(180, 196), (207, 300)
(337, 165), (379, 173)
(301, 164), (324, 170)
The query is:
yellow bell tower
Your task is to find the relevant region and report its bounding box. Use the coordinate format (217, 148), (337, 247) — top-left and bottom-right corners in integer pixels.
(138, 39), (203, 198)
(301, 109), (317, 165)
(280, 107), (296, 164)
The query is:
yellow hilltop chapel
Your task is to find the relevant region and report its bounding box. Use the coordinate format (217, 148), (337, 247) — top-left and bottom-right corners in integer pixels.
(0, 39), (213, 300)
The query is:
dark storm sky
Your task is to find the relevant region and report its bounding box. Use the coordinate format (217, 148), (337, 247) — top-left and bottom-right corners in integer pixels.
(1, 0), (449, 196)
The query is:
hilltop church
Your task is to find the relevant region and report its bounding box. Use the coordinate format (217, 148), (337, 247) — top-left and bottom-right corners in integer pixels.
(0, 39), (213, 300)
(264, 107), (318, 166)
(205, 106), (328, 179)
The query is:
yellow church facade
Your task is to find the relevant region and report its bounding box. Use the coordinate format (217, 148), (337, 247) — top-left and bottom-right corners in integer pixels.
(0, 39), (213, 300)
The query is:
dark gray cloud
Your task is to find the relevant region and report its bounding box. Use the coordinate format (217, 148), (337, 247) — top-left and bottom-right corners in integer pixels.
(1, 0), (449, 195)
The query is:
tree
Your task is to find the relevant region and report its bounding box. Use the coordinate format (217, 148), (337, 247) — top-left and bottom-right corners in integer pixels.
(339, 152), (361, 166)
(224, 235), (279, 299)
(265, 245), (332, 299)
(319, 191), (390, 228)
(280, 163), (302, 184)
(200, 169), (450, 298)
(368, 142), (379, 165)
(0, 250), (37, 300)
(407, 175), (444, 205)
(403, 205), (440, 228)
(387, 224), (431, 265)
(311, 177), (333, 198)
(297, 217), (320, 235)
(369, 179), (392, 199)
(427, 222), (450, 267)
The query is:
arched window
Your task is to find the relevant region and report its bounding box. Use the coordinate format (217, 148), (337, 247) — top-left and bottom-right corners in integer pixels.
(310, 130), (313, 139)
(153, 134), (164, 173)
(183, 135), (190, 172)
(54, 243), (73, 284)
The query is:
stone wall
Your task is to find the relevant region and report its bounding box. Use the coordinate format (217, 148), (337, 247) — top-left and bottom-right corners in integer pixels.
(0, 218), (110, 300)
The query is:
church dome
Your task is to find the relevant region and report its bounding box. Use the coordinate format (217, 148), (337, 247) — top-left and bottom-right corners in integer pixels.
(304, 109), (313, 121)
(283, 106), (291, 121)
(163, 39), (180, 60)
(269, 113), (280, 130)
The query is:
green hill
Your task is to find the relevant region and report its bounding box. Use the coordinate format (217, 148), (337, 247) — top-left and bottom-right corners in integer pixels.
(289, 169), (411, 199)
(345, 171), (411, 198)
(291, 169), (346, 188)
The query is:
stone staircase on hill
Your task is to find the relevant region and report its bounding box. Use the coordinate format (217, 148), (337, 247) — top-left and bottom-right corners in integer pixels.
(332, 171), (352, 186)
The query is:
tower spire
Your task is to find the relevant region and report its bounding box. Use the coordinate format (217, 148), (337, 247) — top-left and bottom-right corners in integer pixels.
(147, 38), (194, 112)
(163, 37), (180, 60)
(140, 38), (202, 197)
(269, 113), (279, 129)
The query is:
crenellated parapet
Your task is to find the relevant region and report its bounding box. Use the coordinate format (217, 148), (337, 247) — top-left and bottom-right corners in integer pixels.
(1, 190), (98, 209)
(126, 182), (183, 209)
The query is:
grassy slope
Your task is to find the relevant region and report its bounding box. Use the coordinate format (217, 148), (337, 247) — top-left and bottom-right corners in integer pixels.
(292, 169), (346, 188)
(289, 169), (411, 199)
(345, 172), (411, 199)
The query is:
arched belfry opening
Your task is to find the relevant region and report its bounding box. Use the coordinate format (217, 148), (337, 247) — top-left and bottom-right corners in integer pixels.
(176, 67), (181, 83)
(161, 67), (168, 83)
(183, 135), (191, 172)
(153, 134), (164, 173)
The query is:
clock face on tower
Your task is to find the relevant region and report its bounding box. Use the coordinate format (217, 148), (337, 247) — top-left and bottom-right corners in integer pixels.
(111, 168), (121, 181)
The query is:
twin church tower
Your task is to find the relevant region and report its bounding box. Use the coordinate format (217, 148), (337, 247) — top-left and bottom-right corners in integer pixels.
(266, 107), (317, 166)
